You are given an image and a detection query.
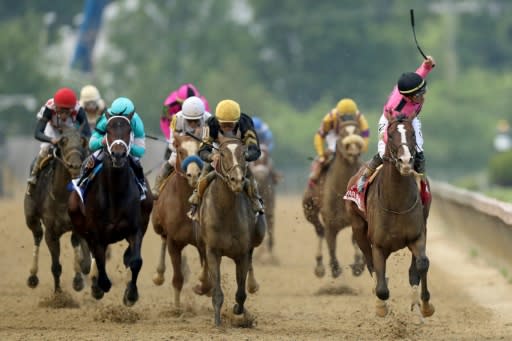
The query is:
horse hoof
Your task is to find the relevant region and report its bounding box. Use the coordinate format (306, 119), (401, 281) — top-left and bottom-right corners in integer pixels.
(72, 275), (84, 292)
(331, 266), (342, 278)
(314, 265), (326, 278)
(91, 286), (104, 300)
(98, 277), (112, 293)
(421, 302), (435, 317)
(123, 284), (139, 307)
(152, 273), (165, 286)
(80, 259), (91, 275)
(350, 264), (364, 277)
(376, 301), (389, 317)
(27, 275), (39, 288)
(192, 283), (211, 296)
(229, 307), (255, 328)
(247, 282), (259, 294)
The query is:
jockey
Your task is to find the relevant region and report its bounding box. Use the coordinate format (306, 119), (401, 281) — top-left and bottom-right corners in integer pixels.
(187, 99), (263, 220)
(357, 56), (436, 192)
(151, 96), (212, 199)
(160, 83), (210, 143)
(252, 117), (274, 152)
(308, 98), (369, 186)
(79, 85), (106, 131)
(27, 87), (91, 189)
(76, 97), (148, 197)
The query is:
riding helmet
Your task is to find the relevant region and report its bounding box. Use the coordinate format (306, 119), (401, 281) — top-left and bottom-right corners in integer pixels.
(397, 72), (426, 96)
(215, 99), (241, 123)
(182, 96), (205, 119)
(53, 88), (77, 108)
(108, 97), (135, 116)
(336, 98), (358, 114)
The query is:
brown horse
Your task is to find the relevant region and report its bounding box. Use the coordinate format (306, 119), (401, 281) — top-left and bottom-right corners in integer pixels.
(198, 136), (266, 326)
(24, 126), (90, 293)
(346, 115), (434, 318)
(248, 144), (280, 259)
(68, 113), (153, 306)
(151, 132), (211, 308)
(302, 121), (366, 278)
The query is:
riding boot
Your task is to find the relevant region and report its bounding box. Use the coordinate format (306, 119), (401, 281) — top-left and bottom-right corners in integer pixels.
(151, 162), (173, 200)
(129, 157), (147, 198)
(414, 151), (426, 174)
(245, 175), (265, 215)
(357, 153), (383, 193)
(27, 153), (46, 186)
(76, 154), (98, 187)
(187, 165), (214, 220)
(307, 158), (323, 187)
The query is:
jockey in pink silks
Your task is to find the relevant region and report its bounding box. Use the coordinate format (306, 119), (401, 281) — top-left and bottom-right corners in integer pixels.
(357, 56), (436, 192)
(160, 83), (210, 140)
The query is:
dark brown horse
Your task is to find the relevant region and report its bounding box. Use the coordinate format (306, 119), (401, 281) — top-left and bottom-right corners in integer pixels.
(151, 132), (211, 308)
(303, 121), (366, 278)
(68, 113), (153, 306)
(24, 126), (90, 293)
(248, 144), (280, 259)
(346, 115), (434, 318)
(199, 136), (266, 326)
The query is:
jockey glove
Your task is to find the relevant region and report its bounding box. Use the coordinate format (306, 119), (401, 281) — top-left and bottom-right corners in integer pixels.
(414, 151), (426, 173)
(245, 145), (260, 162)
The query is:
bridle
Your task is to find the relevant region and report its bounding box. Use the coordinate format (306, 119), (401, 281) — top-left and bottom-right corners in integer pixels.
(105, 115), (132, 157)
(216, 139), (246, 183)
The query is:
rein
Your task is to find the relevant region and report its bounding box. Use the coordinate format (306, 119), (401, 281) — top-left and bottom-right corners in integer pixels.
(376, 173), (420, 215)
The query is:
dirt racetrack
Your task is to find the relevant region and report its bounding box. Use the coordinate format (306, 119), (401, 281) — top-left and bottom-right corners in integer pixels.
(1, 188), (512, 340)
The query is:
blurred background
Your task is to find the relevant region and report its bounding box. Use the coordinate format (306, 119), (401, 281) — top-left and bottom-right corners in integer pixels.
(1, 0), (512, 196)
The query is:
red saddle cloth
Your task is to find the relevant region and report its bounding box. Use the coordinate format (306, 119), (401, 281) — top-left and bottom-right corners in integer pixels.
(343, 176), (431, 213)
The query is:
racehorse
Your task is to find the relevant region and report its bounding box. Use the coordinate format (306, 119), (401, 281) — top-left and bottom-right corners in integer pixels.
(198, 136), (266, 326)
(302, 121), (366, 278)
(68, 112), (153, 306)
(151, 132), (211, 308)
(248, 144), (279, 259)
(346, 115), (434, 318)
(24, 126), (90, 293)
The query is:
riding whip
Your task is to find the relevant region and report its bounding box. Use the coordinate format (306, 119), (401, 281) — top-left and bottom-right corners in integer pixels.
(410, 9), (427, 60)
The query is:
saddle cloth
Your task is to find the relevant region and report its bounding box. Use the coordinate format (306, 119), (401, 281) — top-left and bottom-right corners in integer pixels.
(344, 169), (431, 213)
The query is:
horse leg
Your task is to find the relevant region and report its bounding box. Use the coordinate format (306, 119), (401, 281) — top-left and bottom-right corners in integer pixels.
(303, 194), (326, 278)
(89, 257), (104, 300)
(247, 248), (259, 294)
(372, 245), (390, 317)
(92, 245), (111, 294)
(266, 209), (275, 254)
(25, 213), (43, 289)
(168, 239), (185, 309)
(325, 225), (341, 278)
(123, 230), (144, 307)
(349, 233), (365, 277)
(44, 230), (63, 293)
(152, 237), (167, 286)
(207, 248), (223, 327)
(70, 233), (85, 292)
(350, 214), (373, 274)
(408, 234), (435, 317)
(193, 245), (212, 296)
(233, 253), (249, 316)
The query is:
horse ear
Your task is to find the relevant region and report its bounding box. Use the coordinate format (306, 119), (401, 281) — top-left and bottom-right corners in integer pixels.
(173, 134), (181, 147)
(127, 111), (135, 120)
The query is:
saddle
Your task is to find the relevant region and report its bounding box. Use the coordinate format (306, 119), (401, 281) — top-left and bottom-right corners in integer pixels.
(343, 166), (431, 213)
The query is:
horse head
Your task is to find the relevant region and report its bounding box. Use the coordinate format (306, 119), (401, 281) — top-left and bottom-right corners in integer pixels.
(335, 121), (365, 164)
(385, 115), (417, 176)
(104, 112), (133, 168)
(54, 126), (88, 178)
(216, 135), (247, 193)
(174, 131), (203, 187)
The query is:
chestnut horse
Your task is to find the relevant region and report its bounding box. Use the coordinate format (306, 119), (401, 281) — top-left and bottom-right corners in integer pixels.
(68, 113), (153, 306)
(24, 126), (90, 293)
(199, 136), (266, 326)
(346, 115), (434, 318)
(151, 132), (211, 308)
(303, 121), (366, 278)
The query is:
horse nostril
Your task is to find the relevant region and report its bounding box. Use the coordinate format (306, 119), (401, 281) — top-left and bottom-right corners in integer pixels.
(230, 177), (236, 182)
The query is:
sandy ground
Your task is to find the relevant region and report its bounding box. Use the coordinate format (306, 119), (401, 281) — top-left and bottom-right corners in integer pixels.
(1, 188), (512, 341)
